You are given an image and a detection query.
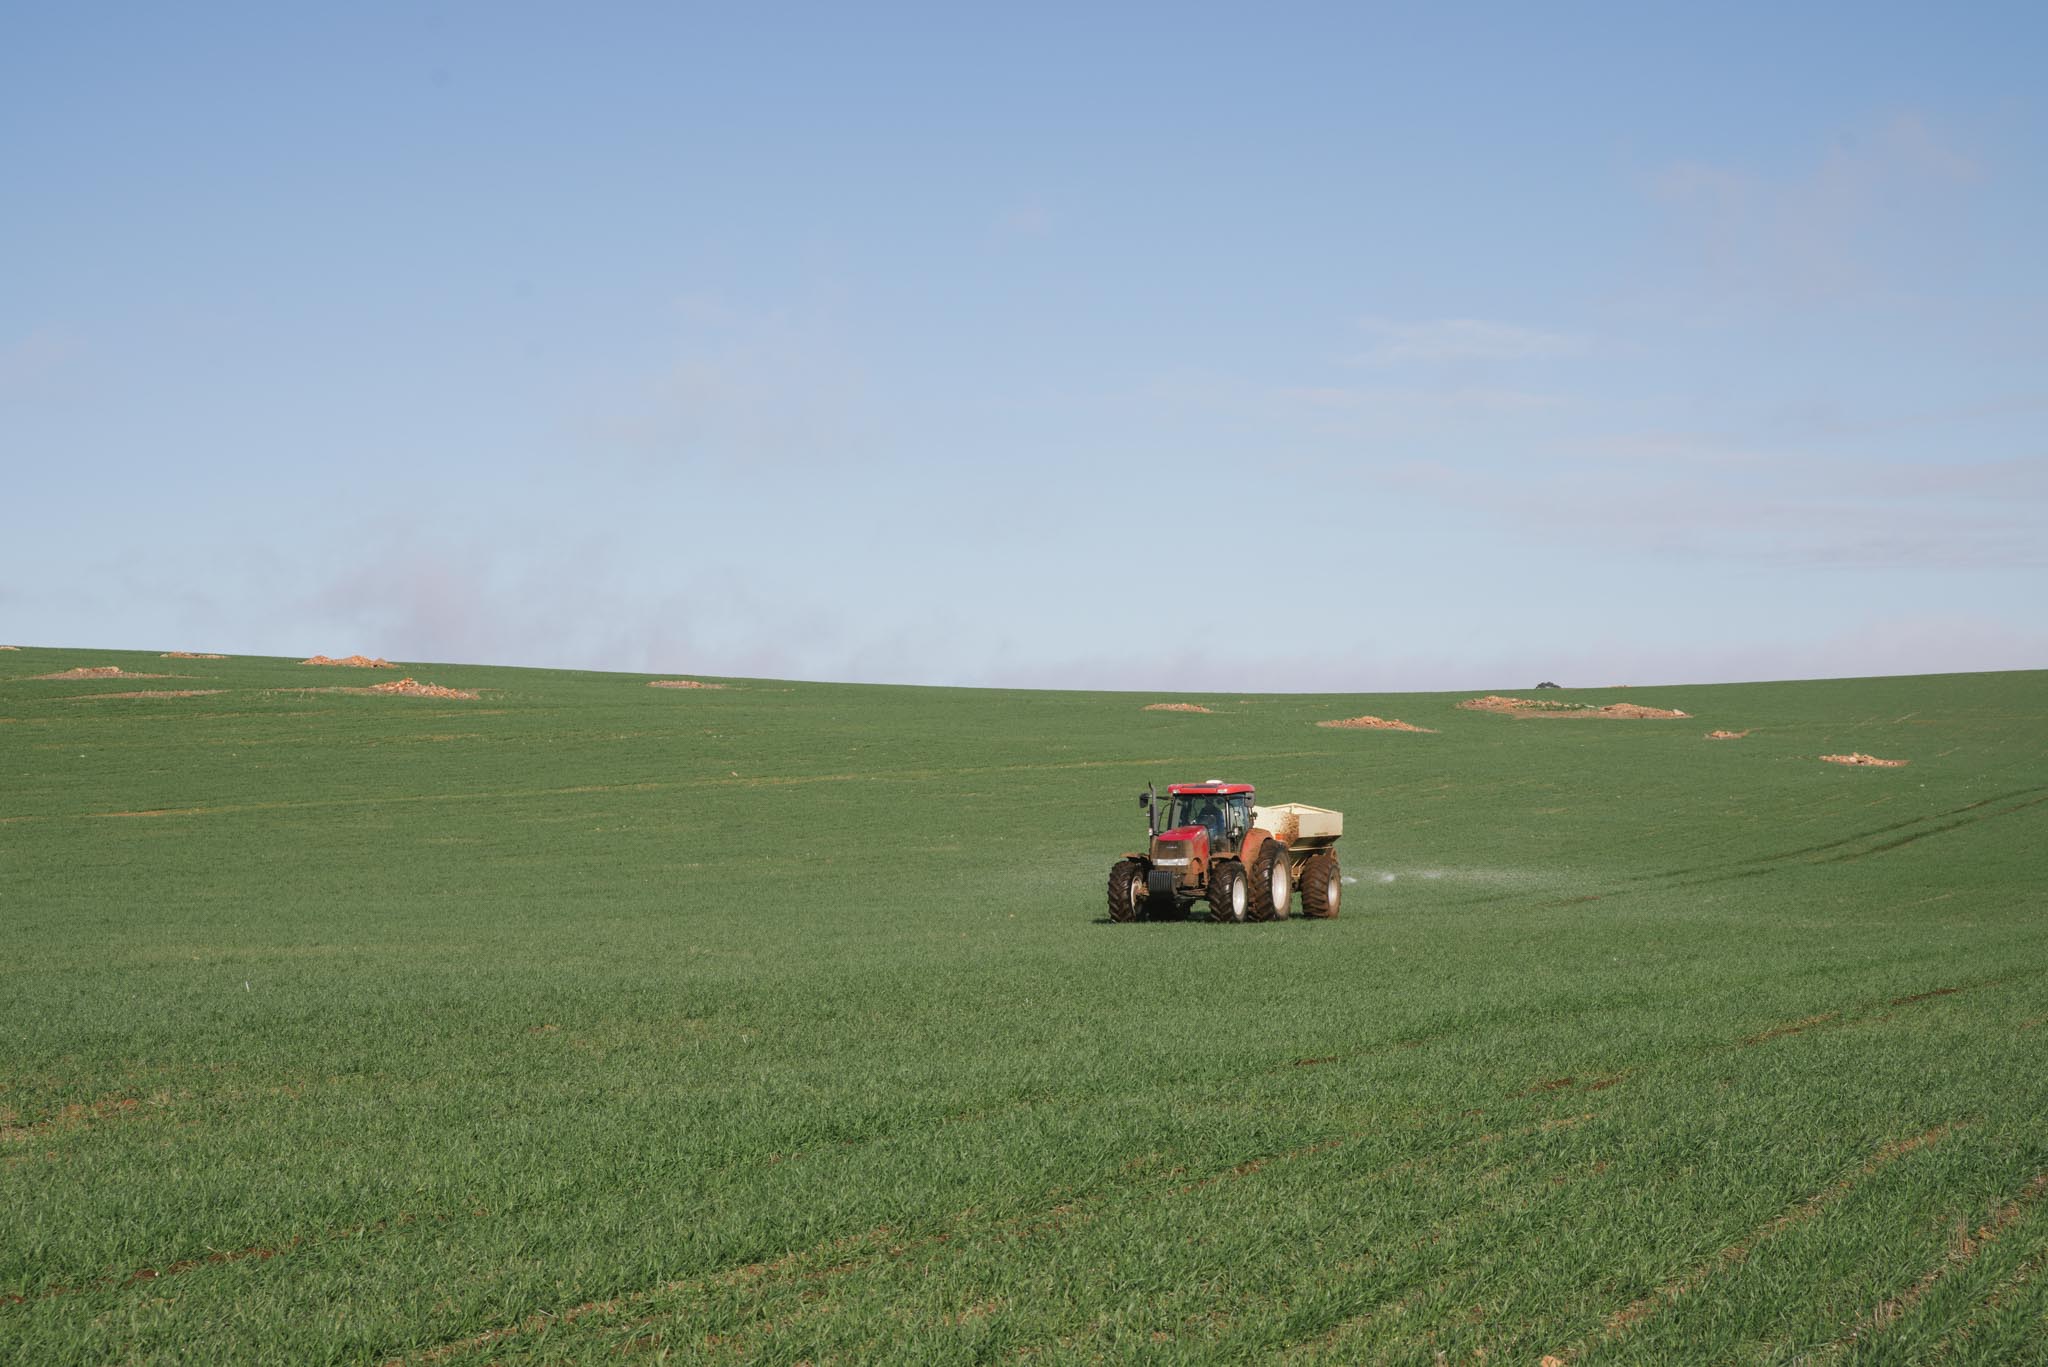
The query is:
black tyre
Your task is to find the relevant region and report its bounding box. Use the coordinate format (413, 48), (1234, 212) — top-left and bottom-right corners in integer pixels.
(1300, 852), (1342, 919)
(1208, 862), (1248, 923)
(1248, 840), (1290, 922)
(1107, 859), (1147, 923)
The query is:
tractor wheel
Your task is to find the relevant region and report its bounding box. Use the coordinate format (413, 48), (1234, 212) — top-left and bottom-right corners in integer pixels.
(1208, 862), (1248, 923)
(1300, 853), (1342, 919)
(1107, 859), (1147, 923)
(1248, 841), (1290, 921)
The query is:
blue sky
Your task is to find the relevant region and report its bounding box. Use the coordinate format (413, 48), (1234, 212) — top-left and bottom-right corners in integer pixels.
(5, 3), (2044, 689)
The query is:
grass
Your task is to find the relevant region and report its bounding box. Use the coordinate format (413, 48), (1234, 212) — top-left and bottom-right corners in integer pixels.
(2, 646), (2045, 1364)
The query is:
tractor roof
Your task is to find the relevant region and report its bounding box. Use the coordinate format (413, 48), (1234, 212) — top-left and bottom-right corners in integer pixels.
(1168, 782), (1254, 796)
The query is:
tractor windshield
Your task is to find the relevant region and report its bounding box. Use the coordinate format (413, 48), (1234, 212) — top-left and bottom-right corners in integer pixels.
(1169, 793), (1251, 841)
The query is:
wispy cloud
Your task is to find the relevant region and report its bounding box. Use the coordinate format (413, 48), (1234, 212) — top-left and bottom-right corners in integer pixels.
(1278, 383), (1563, 414)
(1348, 317), (1590, 365)
(0, 330), (85, 400)
(993, 198), (1055, 238)
(1650, 111), (1984, 305)
(1383, 442), (2048, 571)
(581, 296), (876, 470)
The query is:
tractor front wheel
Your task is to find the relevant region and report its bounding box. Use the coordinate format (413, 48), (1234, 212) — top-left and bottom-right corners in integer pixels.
(1208, 862), (1248, 923)
(1301, 852), (1342, 919)
(1248, 841), (1290, 921)
(1107, 859), (1147, 923)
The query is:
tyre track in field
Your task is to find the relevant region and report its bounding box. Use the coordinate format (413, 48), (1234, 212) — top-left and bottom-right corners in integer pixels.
(1275, 964), (2040, 1108)
(1802, 1169), (2048, 1362)
(386, 1108), (1605, 1365)
(1538, 1122), (1965, 1365)
(615, 1133), (1589, 1366)
(0, 1036), (1448, 1317)
(0, 1210), (450, 1310)
(1412, 786), (2045, 916)
(578, 985), (2030, 1361)
(1927, 1243), (2048, 1362)
(389, 977), (2026, 1359)
(1618, 787), (2048, 898)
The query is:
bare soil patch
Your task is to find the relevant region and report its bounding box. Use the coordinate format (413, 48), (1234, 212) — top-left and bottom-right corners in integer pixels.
(32, 666), (169, 681)
(367, 678), (480, 701)
(1317, 715), (1436, 732)
(1, 1095), (152, 1143)
(302, 654), (396, 668)
(1461, 695), (1690, 720)
(648, 679), (724, 690)
(160, 651), (227, 659)
(0, 645), (18, 651)
(1821, 753), (1909, 767)
(69, 690), (225, 701)
(1144, 702), (1213, 713)
(1706, 729), (1749, 740)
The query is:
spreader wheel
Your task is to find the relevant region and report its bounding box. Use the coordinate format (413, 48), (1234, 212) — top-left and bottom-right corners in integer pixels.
(1107, 859), (1147, 923)
(1248, 840), (1290, 921)
(1300, 852), (1342, 919)
(1208, 862), (1248, 923)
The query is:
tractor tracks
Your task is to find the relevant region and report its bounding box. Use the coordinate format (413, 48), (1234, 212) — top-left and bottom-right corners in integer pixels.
(1538, 1122), (1969, 1366)
(380, 1106), (1593, 1365)
(1636, 785), (2048, 885)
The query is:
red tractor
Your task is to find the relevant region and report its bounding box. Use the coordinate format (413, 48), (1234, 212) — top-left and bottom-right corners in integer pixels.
(1107, 780), (1343, 923)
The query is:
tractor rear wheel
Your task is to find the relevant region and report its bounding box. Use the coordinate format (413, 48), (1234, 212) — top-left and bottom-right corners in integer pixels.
(1208, 862), (1248, 923)
(1107, 859), (1147, 923)
(1248, 841), (1290, 921)
(1300, 853), (1342, 919)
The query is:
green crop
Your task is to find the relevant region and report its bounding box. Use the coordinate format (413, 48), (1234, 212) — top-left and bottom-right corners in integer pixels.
(2, 649), (2043, 1364)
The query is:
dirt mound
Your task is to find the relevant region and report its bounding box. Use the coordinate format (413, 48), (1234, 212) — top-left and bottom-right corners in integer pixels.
(72, 690), (225, 700)
(160, 651), (227, 659)
(1144, 702), (1213, 713)
(1460, 695), (1690, 720)
(1317, 715), (1437, 733)
(0, 645), (18, 651)
(302, 654), (395, 668)
(365, 678), (479, 700)
(648, 679), (724, 690)
(1706, 729), (1749, 740)
(1821, 752), (1908, 767)
(34, 666), (168, 681)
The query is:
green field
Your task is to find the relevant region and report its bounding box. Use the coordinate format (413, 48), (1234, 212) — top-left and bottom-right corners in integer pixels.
(3, 648), (2045, 1364)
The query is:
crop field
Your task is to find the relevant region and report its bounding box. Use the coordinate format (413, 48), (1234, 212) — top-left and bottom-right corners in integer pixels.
(2, 648), (2045, 1364)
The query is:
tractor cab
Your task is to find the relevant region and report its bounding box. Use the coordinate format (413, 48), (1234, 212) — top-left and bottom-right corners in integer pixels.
(1159, 782), (1254, 852)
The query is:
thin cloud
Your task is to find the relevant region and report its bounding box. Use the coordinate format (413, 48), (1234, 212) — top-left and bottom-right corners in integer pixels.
(1384, 445), (2048, 571)
(0, 330), (85, 400)
(993, 198), (1055, 238)
(1279, 383), (1563, 413)
(1650, 110), (1984, 305)
(581, 299), (876, 471)
(1349, 317), (1590, 365)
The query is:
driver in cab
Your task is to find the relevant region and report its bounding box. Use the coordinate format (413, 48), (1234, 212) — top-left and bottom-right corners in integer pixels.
(1187, 796), (1227, 844)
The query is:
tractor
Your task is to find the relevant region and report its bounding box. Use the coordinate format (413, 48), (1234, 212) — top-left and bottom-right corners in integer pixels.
(1107, 780), (1343, 923)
